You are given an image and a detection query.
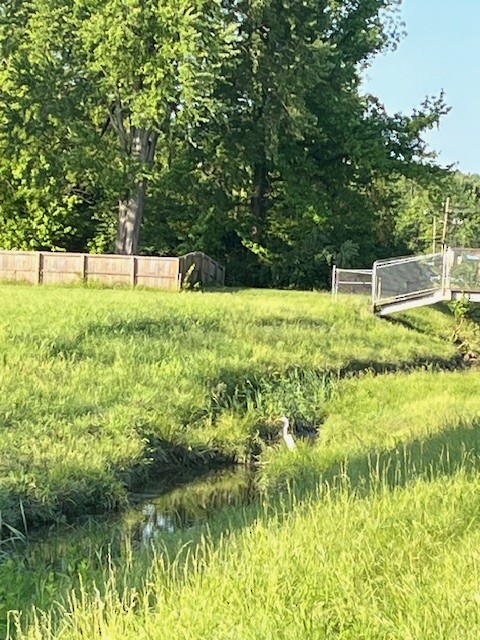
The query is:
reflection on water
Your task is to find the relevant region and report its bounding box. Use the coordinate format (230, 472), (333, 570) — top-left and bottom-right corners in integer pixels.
(141, 509), (175, 541)
(0, 466), (258, 638)
(22, 466), (258, 557)
(127, 466), (258, 543)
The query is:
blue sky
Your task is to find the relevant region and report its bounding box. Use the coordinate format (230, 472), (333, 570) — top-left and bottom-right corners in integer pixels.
(362, 0), (480, 174)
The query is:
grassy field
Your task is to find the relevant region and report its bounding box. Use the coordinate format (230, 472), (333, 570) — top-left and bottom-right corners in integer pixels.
(0, 284), (461, 528)
(3, 283), (480, 638)
(12, 473), (480, 640)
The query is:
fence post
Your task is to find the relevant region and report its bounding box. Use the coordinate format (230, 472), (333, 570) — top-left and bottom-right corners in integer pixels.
(371, 262), (377, 312)
(200, 253), (206, 285)
(37, 252), (43, 284)
(178, 255), (184, 288)
(442, 248), (453, 294)
(131, 256), (136, 287)
(331, 265), (337, 296)
(82, 254), (88, 282)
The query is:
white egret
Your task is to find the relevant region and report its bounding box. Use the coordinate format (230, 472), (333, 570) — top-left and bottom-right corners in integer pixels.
(280, 416), (297, 451)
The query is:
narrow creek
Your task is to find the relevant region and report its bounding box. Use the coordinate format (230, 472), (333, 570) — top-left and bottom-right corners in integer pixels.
(123, 465), (259, 542)
(0, 466), (260, 636)
(29, 465), (257, 547)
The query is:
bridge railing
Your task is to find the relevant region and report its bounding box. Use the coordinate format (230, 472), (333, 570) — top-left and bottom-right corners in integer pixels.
(372, 252), (446, 308)
(447, 248), (480, 292)
(331, 266), (373, 295)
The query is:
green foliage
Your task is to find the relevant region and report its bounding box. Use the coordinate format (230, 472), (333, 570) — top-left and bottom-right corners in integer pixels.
(161, 0), (448, 286)
(391, 171), (480, 256)
(450, 295), (471, 322)
(0, 0), (451, 284)
(0, 0), (235, 254)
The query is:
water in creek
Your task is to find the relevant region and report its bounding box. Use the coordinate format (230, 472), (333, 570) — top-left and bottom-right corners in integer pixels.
(126, 465), (258, 543)
(0, 466), (259, 637)
(19, 465), (258, 562)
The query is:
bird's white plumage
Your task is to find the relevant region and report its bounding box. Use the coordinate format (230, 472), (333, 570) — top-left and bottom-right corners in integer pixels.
(280, 416), (297, 451)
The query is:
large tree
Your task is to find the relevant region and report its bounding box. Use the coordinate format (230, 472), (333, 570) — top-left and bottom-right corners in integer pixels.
(0, 0), (234, 254)
(79, 0), (235, 254)
(0, 0), (450, 286)
(142, 0), (448, 286)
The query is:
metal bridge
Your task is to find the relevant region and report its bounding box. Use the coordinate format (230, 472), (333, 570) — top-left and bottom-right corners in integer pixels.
(372, 248), (480, 316)
(331, 266), (373, 295)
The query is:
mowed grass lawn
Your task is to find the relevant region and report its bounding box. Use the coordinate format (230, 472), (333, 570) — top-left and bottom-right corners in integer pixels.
(0, 283), (460, 527)
(4, 284), (480, 638)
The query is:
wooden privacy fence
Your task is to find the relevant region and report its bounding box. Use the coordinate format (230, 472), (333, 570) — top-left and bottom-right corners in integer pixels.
(179, 252), (226, 288)
(0, 250), (225, 290)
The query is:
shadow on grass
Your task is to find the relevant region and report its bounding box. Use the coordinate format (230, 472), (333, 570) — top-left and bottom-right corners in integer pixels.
(5, 418), (480, 639)
(388, 301), (480, 339)
(47, 316), (222, 360)
(320, 418), (480, 495)
(209, 355), (465, 412)
(383, 306), (450, 335)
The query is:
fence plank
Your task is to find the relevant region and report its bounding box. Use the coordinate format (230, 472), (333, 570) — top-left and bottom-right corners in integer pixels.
(41, 253), (84, 284)
(86, 254), (137, 286)
(136, 256), (180, 289)
(0, 250), (39, 283)
(177, 251), (225, 288)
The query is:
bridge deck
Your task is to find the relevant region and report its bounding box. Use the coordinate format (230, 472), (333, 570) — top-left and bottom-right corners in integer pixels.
(372, 248), (480, 316)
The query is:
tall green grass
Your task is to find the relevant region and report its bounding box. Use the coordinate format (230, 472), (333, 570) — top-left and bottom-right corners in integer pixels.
(261, 369), (480, 487)
(0, 285), (461, 527)
(3, 284), (480, 638)
(11, 469), (480, 640)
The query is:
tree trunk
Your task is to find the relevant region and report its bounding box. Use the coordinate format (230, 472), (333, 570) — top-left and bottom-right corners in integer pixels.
(115, 179), (147, 255)
(115, 127), (158, 255)
(250, 162), (269, 244)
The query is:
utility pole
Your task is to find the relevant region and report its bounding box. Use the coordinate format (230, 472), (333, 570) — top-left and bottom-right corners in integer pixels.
(441, 197), (451, 253)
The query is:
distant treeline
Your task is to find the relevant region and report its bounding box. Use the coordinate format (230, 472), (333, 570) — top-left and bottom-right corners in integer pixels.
(0, 0), (478, 288)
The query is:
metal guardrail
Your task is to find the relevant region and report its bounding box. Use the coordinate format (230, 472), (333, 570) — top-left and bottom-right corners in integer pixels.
(448, 248), (480, 292)
(331, 266), (373, 295)
(372, 248), (480, 314)
(334, 248), (480, 314)
(372, 252), (446, 307)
